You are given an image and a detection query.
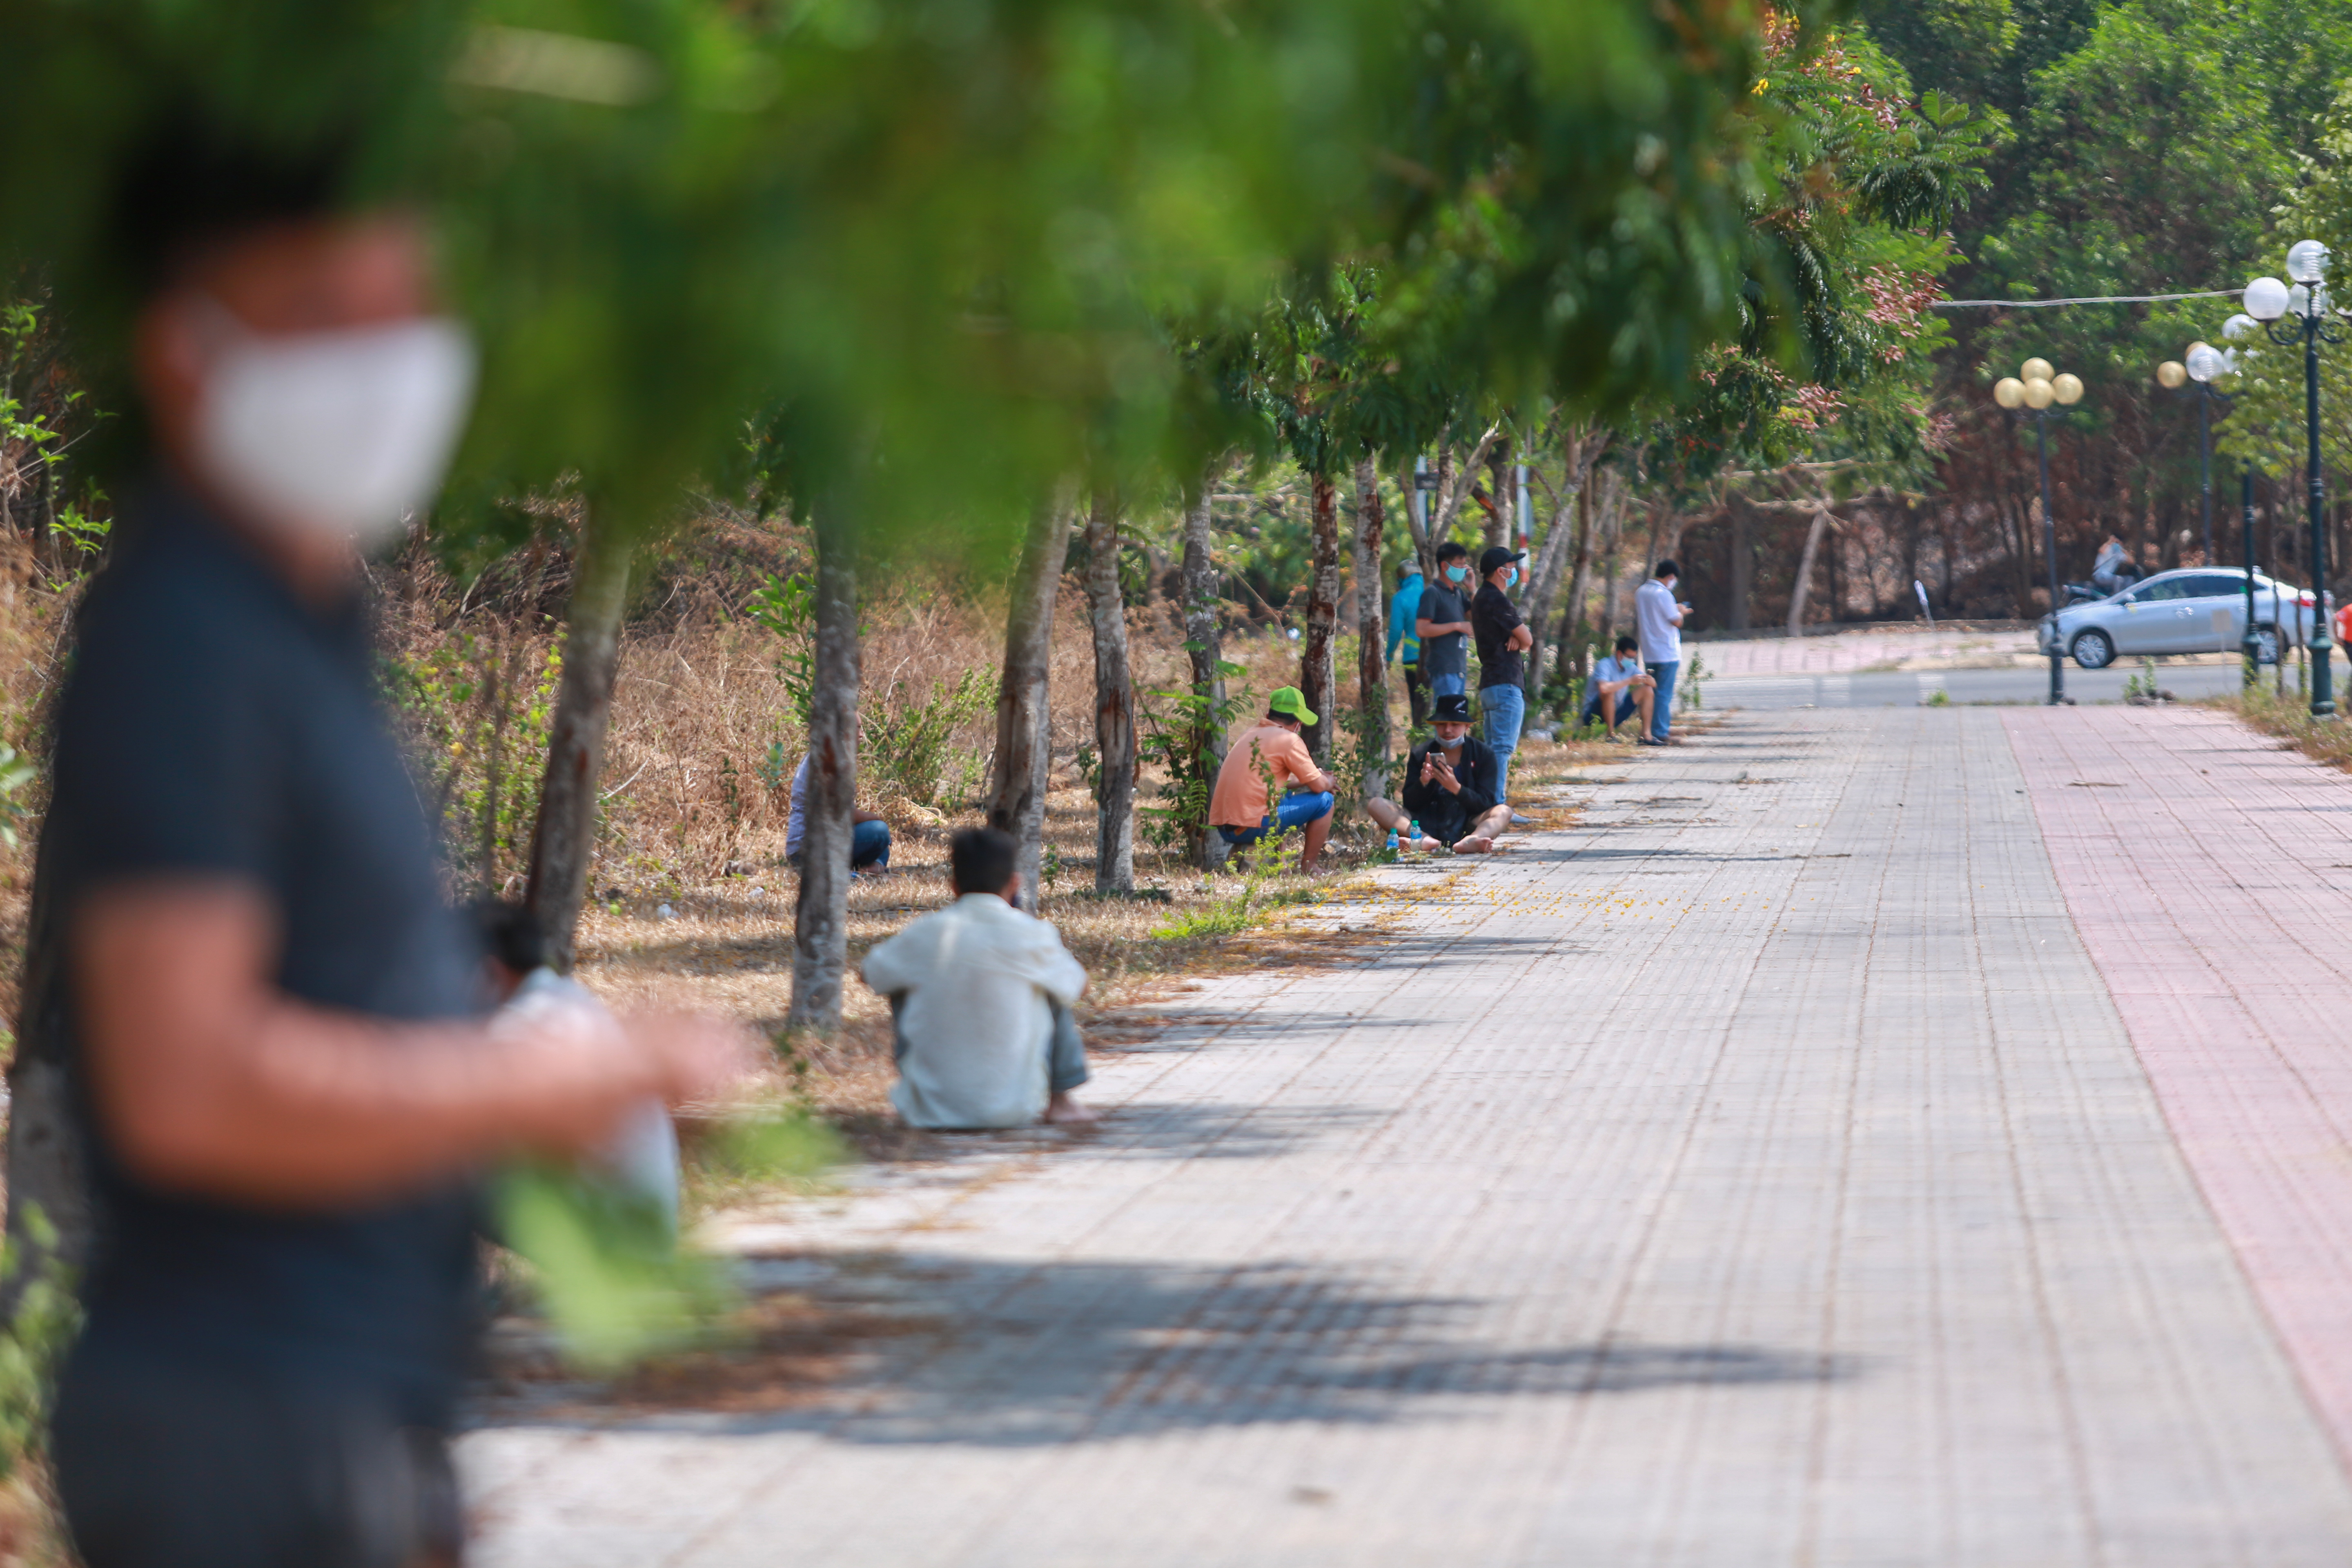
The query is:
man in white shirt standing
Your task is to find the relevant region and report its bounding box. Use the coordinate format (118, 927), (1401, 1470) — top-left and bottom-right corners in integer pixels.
(861, 827), (1096, 1128)
(1634, 559), (1690, 746)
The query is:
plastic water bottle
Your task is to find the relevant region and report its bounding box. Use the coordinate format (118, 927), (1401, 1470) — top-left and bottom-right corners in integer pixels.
(1386, 827), (1399, 852)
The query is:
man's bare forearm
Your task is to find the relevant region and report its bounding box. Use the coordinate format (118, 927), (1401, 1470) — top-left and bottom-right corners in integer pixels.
(72, 880), (731, 1208)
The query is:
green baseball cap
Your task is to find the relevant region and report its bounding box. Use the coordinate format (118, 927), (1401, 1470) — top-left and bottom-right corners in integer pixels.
(1268, 686), (1319, 726)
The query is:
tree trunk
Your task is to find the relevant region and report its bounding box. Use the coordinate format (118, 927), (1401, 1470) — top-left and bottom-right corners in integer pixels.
(1179, 481), (1230, 871)
(1901, 496), (1922, 616)
(6, 836), (95, 1294)
(1399, 462), (1433, 578)
(1788, 507), (1831, 635)
(1483, 442), (1510, 553)
(989, 497), (1071, 910)
(1519, 468), (1578, 700)
(1351, 456), (1390, 800)
(1557, 454), (1600, 688)
(1428, 425), (1503, 551)
(1597, 487), (1625, 647)
(1299, 470), (1341, 762)
(524, 507), (633, 972)
(786, 492), (860, 1033)
(1728, 492), (1754, 632)
(1082, 491), (1136, 895)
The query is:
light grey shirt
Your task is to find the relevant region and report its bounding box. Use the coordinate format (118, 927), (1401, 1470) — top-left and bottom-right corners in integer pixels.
(1635, 579), (1683, 665)
(785, 754), (811, 860)
(862, 893), (1089, 1129)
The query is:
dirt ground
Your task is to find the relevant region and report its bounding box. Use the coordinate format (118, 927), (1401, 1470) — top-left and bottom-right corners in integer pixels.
(572, 721), (1622, 1149)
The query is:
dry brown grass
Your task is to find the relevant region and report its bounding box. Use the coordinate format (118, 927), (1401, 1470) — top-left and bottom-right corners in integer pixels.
(2204, 672), (2352, 772)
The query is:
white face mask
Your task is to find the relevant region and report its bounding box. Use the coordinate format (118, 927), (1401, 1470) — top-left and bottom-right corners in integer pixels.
(194, 305), (477, 549)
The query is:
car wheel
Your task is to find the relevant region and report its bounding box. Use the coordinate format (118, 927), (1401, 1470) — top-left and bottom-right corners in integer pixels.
(2071, 628), (2116, 670)
(2256, 624), (2284, 666)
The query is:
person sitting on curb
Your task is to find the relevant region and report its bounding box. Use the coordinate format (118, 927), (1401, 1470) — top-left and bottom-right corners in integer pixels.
(1208, 686), (1339, 871)
(1581, 634), (1656, 741)
(1366, 693), (1512, 854)
(862, 827), (1096, 1128)
(473, 900), (681, 1233)
(786, 752), (891, 875)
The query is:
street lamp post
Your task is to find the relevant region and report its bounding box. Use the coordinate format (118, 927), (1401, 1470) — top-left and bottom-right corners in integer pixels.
(2243, 240), (2339, 718)
(2156, 340), (2236, 563)
(2243, 461), (2263, 686)
(1994, 358), (2086, 704)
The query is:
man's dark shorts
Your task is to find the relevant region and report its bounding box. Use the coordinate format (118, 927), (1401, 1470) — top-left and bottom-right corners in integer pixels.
(1581, 692), (1639, 728)
(55, 1346), (461, 1568)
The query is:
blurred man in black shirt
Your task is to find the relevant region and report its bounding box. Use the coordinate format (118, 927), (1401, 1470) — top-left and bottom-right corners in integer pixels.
(38, 132), (747, 1568)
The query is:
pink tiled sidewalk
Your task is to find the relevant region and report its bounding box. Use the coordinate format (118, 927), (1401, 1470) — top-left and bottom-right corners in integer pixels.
(2007, 705), (2352, 1464)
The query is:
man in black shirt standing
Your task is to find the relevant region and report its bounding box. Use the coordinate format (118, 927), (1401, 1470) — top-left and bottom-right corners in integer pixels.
(1471, 545), (1534, 804)
(36, 136), (748, 1566)
(1414, 540), (1476, 700)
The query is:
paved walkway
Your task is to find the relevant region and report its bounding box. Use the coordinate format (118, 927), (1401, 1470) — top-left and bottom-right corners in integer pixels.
(465, 708), (2352, 1566)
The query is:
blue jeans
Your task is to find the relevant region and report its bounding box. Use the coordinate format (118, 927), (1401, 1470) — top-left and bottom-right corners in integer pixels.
(1429, 671), (1467, 699)
(796, 818), (892, 873)
(1217, 790), (1335, 848)
(1645, 661), (1678, 741)
(1479, 683), (1523, 803)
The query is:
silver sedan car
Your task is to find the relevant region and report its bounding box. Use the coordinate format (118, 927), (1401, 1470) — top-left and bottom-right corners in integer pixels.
(2041, 567), (2321, 669)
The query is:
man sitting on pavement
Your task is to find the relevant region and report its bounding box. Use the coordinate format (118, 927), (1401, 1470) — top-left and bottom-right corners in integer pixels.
(862, 827), (1096, 1128)
(1209, 686), (1339, 871)
(1581, 634), (1656, 741)
(1365, 693), (1512, 854)
(786, 752), (891, 875)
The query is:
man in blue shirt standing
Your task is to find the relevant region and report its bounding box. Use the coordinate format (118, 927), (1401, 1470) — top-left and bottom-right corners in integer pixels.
(1385, 560), (1428, 726)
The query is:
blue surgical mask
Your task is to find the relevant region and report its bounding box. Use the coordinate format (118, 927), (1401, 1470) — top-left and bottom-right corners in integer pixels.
(1446, 565), (1468, 583)
(1505, 568), (1520, 588)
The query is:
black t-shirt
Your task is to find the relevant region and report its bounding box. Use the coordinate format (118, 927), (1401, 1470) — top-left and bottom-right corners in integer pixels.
(44, 488), (484, 1425)
(1472, 583), (1526, 689)
(1399, 735), (1500, 842)
(1416, 580), (1471, 679)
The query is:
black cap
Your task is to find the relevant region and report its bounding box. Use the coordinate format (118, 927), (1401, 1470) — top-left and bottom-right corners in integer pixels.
(1431, 693), (1473, 723)
(1479, 546), (1526, 576)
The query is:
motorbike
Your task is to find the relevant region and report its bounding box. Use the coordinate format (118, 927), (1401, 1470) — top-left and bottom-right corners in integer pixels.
(2060, 567), (2143, 608)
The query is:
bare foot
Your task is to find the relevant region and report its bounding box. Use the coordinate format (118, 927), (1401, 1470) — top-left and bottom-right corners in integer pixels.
(1452, 834), (1495, 854)
(1414, 836), (1446, 852)
(1045, 1091), (1100, 1125)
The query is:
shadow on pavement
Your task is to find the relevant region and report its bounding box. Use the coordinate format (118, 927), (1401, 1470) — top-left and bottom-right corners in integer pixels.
(473, 1254), (1858, 1445)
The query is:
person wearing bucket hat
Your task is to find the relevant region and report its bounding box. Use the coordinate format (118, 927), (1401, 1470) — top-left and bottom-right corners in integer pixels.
(1365, 693), (1510, 853)
(1209, 687), (1339, 869)
(1472, 545), (1532, 802)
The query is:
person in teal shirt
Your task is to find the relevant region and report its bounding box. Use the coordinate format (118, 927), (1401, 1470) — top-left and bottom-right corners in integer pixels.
(1385, 559), (1430, 725)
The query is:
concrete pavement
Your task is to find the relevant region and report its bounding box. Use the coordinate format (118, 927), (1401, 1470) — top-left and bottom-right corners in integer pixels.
(1707, 660), (2258, 708)
(464, 707), (2352, 1566)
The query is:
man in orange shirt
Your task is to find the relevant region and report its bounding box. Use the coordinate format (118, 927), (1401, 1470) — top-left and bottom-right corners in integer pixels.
(1209, 686), (1339, 870)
